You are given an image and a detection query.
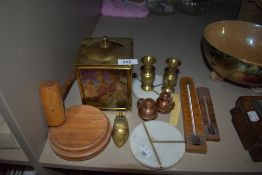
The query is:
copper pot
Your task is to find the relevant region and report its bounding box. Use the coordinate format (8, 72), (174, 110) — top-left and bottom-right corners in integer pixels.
(137, 98), (158, 121)
(156, 92), (175, 114)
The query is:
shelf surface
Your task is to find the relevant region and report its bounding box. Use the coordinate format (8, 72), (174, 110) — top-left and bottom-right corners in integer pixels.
(39, 82), (262, 173)
(39, 1), (262, 173)
(0, 115), (29, 164)
(0, 148), (29, 165)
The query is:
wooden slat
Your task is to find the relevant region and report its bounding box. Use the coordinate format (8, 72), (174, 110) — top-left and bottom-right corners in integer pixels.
(197, 87), (220, 142)
(180, 77), (207, 153)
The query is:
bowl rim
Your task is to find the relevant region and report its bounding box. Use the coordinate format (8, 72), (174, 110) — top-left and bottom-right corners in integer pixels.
(203, 20), (262, 67)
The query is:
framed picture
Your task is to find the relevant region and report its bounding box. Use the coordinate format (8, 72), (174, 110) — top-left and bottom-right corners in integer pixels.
(75, 66), (132, 111)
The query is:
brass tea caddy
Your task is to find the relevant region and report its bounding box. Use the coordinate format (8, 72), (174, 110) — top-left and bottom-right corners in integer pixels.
(74, 36), (133, 110)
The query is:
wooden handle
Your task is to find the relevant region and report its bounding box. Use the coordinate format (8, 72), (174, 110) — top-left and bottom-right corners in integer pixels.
(39, 80), (65, 126)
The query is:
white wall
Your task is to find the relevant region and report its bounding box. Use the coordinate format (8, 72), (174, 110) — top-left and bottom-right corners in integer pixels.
(0, 0), (101, 159)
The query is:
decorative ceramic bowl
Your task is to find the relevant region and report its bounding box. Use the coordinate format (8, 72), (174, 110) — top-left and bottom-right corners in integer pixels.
(203, 20), (262, 87)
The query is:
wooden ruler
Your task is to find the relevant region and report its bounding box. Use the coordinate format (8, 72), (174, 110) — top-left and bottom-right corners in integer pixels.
(180, 77), (207, 153)
(197, 87), (220, 142)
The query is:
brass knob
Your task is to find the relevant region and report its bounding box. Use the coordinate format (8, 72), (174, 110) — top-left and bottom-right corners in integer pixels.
(102, 36), (110, 48)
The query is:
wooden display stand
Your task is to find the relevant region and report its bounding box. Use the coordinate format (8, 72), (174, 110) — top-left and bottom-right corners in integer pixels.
(48, 105), (112, 161)
(40, 72), (112, 161)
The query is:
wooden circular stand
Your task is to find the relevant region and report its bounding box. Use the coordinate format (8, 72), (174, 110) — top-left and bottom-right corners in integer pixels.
(48, 105), (112, 161)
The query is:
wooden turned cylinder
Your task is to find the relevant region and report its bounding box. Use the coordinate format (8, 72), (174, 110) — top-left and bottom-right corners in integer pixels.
(39, 80), (65, 126)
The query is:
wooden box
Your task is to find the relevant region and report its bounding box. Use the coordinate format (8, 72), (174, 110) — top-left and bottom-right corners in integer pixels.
(230, 96), (262, 162)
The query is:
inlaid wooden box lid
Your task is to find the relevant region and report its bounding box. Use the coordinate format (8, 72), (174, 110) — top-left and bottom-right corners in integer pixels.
(48, 105), (112, 161)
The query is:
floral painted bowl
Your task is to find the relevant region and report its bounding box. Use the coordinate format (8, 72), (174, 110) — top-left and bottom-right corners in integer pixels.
(203, 20), (262, 87)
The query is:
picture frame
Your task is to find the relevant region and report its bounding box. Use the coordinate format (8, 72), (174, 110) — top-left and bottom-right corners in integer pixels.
(75, 65), (132, 111)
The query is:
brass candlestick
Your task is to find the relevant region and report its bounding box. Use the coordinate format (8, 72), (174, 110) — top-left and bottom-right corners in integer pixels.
(162, 57), (181, 93)
(140, 56), (156, 91)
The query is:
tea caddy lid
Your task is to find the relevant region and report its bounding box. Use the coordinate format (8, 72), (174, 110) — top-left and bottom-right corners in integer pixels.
(75, 36), (133, 65)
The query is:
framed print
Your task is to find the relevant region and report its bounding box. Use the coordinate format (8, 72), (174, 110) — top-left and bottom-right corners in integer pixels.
(75, 66), (132, 111)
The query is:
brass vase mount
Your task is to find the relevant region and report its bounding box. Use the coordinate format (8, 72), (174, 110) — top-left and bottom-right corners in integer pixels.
(140, 56), (157, 91)
(162, 57), (181, 93)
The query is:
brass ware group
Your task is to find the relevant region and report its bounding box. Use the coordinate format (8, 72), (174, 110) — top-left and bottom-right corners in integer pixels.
(138, 56), (181, 121)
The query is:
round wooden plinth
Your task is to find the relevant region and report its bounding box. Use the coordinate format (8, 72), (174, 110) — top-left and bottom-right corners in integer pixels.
(48, 105), (112, 161)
